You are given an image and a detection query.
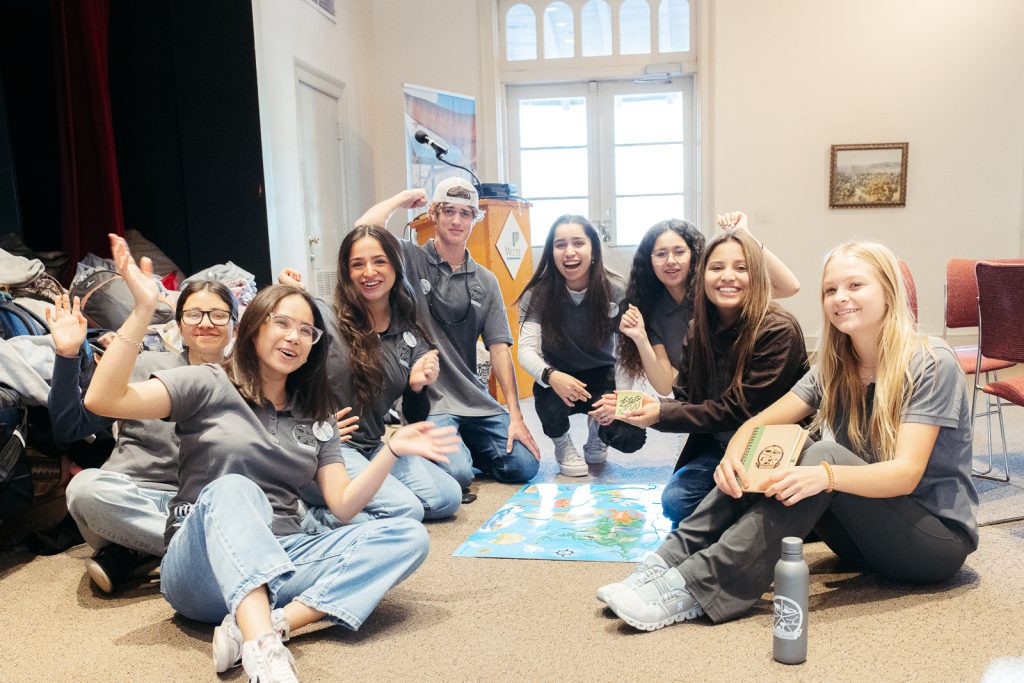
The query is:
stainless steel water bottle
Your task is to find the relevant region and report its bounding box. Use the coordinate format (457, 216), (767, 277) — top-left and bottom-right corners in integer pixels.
(773, 536), (808, 664)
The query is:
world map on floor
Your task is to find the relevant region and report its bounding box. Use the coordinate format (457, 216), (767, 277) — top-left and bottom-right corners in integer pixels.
(453, 483), (671, 562)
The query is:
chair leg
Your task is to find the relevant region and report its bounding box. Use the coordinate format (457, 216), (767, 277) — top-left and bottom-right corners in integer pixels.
(973, 372), (1010, 482)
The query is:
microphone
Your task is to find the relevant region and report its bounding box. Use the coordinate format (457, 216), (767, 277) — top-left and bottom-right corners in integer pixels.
(414, 130), (449, 158)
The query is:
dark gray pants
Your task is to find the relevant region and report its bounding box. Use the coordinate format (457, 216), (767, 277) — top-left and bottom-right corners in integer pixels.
(656, 441), (975, 623)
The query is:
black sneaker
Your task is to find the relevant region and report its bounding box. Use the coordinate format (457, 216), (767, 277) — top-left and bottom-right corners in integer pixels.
(461, 487), (477, 504)
(85, 544), (153, 594)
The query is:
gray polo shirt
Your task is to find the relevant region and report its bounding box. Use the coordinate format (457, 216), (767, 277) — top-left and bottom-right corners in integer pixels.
(400, 239), (512, 417)
(518, 279), (626, 373)
(101, 350), (189, 490)
(153, 364), (344, 544)
(645, 290), (693, 371)
(791, 337), (978, 548)
(316, 298), (427, 455)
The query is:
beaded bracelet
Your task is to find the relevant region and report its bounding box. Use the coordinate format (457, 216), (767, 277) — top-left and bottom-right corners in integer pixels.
(115, 331), (144, 352)
(820, 461), (836, 493)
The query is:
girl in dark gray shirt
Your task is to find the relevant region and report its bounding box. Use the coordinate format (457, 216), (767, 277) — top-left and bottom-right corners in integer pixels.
(85, 235), (457, 683)
(598, 239), (977, 631)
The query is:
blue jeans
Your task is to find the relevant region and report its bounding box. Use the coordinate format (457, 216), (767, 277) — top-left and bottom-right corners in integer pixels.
(662, 450), (724, 527)
(160, 474), (429, 628)
(65, 469), (175, 557)
(427, 412), (539, 489)
(303, 444), (461, 531)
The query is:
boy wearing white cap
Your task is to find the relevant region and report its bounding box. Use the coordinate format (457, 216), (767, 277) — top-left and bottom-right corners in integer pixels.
(357, 181), (541, 496)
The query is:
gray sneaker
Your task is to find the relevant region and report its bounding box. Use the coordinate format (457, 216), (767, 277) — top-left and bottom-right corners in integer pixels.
(241, 632), (298, 683)
(213, 608), (290, 673)
(596, 553), (669, 604)
(553, 435), (589, 477)
(607, 567), (705, 631)
(583, 417), (608, 464)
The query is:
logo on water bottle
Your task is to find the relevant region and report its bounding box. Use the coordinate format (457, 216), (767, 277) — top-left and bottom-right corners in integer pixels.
(772, 596), (803, 640)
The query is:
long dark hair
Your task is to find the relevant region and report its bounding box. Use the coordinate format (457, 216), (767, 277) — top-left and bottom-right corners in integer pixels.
(223, 284), (333, 420)
(618, 219), (705, 380)
(685, 230), (776, 405)
(515, 215), (622, 349)
(333, 225), (432, 410)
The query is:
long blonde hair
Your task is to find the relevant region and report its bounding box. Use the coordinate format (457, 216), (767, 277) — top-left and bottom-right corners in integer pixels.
(813, 241), (928, 461)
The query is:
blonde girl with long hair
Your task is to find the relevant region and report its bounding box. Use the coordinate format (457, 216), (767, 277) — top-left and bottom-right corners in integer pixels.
(597, 239), (978, 631)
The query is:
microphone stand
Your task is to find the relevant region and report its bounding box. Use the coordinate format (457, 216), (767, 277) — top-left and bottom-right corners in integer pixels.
(434, 149), (482, 194)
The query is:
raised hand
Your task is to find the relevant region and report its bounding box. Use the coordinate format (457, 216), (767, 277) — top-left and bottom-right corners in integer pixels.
(108, 233), (159, 311)
(409, 349), (440, 392)
(618, 304), (648, 342)
(277, 268), (305, 289)
(48, 293), (88, 358)
(388, 421), (458, 464)
(716, 211), (749, 233)
(397, 188), (429, 210)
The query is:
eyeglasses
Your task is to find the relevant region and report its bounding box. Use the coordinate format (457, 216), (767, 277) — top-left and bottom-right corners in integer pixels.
(181, 308), (233, 326)
(439, 205), (481, 222)
(651, 247), (690, 264)
(266, 313), (324, 344)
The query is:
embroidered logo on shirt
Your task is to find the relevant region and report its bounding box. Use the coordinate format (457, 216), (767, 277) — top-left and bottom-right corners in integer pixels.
(469, 282), (485, 307)
(292, 424), (318, 449)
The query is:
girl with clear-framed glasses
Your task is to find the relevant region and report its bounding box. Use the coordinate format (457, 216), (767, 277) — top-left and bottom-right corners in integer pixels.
(85, 234), (458, 682)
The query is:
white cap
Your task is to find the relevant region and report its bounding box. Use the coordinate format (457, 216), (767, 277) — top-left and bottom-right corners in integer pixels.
(432, 177), (479, 210)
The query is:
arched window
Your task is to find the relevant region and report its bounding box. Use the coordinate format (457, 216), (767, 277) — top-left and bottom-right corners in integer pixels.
(506, 4), (537, 61)
(543, 2), (575, 59)
(619, 0), (651, 55)
(658, 0), (690, 53)
(581, 0), (612, 57)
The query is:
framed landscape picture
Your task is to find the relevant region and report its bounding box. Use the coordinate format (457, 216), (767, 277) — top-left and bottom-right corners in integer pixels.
(829, 143), (908, 208)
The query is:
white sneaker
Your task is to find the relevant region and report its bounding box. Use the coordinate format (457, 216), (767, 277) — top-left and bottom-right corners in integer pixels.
(553, 434), (588, 477)
(583, 417), (608, 465)
(596, 553), (669, 604)
(241, 632), (298, 683)
(213, 608), (290, 673)
(607, 567), (705, 631)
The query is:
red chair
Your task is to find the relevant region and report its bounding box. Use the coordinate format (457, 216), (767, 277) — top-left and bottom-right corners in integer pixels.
(974, 261), (1024, 482)
(945, 258), (1024, 479)
(897, 259), (918, 322)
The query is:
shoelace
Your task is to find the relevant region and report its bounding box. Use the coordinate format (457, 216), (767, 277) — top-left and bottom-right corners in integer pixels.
(261, 642), (298, 683)
(632, 561), (667, 584)
(646, 573), (687, 603)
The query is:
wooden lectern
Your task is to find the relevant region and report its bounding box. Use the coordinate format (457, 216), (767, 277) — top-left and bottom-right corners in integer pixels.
(412, 199), (534, 402)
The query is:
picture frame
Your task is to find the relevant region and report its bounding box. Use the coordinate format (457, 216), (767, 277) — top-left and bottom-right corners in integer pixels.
(829, 143), (908, 209)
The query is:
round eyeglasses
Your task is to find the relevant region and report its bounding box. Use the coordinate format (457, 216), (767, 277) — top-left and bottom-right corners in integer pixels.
(181, 308), (234, 326)
(266, 313), (324, 345)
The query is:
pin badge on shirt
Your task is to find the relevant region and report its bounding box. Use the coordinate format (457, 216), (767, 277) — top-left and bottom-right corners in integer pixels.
(403, 331), (417, 348)
(420, 278), (431, 294)
(608, 302), (620, 318)
(312, 421), (334, 442)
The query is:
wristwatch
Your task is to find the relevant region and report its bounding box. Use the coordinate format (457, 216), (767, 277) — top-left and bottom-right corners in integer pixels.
(541, 366), (555, 385)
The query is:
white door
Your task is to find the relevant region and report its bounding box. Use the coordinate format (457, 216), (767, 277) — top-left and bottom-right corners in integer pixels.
(295, 63), (348, 299)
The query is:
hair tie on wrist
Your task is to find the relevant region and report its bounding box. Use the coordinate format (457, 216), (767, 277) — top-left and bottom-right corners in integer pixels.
(820, 461), (836, 493)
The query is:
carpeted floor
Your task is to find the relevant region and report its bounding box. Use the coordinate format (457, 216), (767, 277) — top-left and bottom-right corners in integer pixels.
(2, 398), (1024, 682)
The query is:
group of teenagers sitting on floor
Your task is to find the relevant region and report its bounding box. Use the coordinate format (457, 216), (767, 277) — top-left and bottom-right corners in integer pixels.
(51, 177), (977, 682)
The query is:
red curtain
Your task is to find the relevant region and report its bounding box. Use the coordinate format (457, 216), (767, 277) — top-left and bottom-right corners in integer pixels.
(53, 0), (123, 274)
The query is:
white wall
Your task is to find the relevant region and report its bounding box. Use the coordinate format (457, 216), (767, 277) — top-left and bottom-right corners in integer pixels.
(251, 0), (378, 281)
(708, 0), (1024, 339)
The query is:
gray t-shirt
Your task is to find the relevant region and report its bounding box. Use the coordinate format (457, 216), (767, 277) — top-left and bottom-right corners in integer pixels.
(154, 364), (344, 544)
(645, 290), (693, 371)
(400, 239), (512, 417)
(100, 350), (190, 491)
(518, 279), (626, 373)
(791, 337), (978, 548)
(317, 298), (427, 455)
